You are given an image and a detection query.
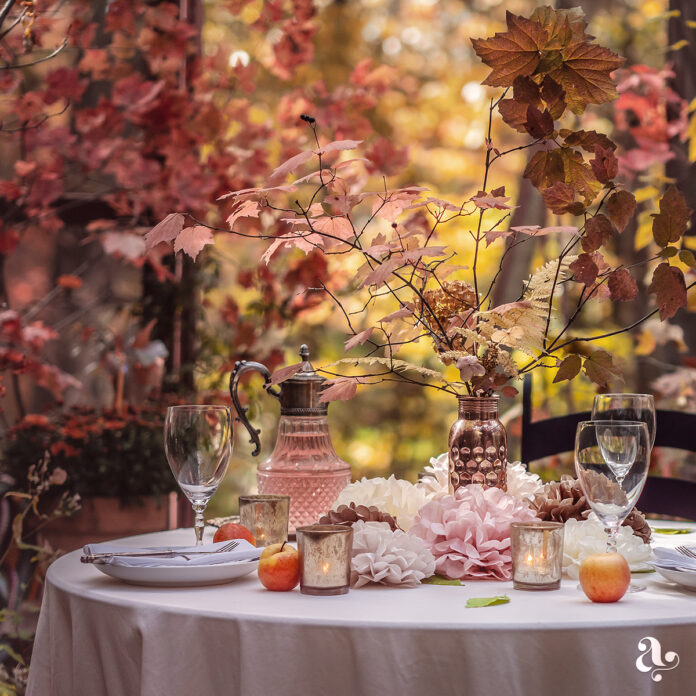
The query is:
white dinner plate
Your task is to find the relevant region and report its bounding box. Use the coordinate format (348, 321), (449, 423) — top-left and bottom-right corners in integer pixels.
(654, 566), (696, 591)
(93, 559), (258, 587)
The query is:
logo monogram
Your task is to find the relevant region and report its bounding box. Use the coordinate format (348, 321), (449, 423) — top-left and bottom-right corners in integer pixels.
(635, 637), (680, 682)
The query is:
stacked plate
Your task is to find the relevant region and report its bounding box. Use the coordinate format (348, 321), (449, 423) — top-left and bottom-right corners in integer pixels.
(651, 547), (696, 590)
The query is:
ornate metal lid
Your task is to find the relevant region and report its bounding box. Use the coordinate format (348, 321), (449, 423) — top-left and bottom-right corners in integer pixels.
(279, 344), (328, 415)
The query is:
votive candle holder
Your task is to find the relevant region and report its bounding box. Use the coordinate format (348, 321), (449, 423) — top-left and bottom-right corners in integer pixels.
(238, 495), (290, 547)
(296, 524), (353, 596)
(510, 521), (564, 590)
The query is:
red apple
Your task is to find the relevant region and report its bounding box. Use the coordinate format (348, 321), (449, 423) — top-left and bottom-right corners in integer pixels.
(579, 553), (631, 603)
(213, 522), (256, 546)
(257, 541), (300, 591)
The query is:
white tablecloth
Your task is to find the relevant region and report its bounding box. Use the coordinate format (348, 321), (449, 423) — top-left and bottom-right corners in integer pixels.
(27, 524), (696, 696)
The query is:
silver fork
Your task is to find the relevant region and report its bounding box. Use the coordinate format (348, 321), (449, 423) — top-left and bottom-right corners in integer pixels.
(675, 545), (696, 560)
(81, 540), (240, 563)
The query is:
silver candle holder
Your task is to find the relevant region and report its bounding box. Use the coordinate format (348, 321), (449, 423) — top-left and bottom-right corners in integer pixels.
(296, 524), (353, 596)
(238, 495), (290, 547)
(510, 521), (564, 590)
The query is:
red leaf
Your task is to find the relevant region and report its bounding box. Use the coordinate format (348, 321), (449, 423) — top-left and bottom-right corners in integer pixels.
(583, 350), (623, 388)
(471, 191), (513, 210)
(525, 106), (554, 139)
(569, 253), (599, 285)
(145, 213), (184, 249)
(582, 214), (614, 252)
(501, 385), (519, 397)
(648, 263), (687, 320)
(561, 129), (616, 153)
(227, 200), (260, 230)
(606, 190), (636, 233)
(608, 268), (638, 302)
(590, 145), (618, 184)
(379, 306), (413, 322)
(173, 226), (214, 261)
(345, 328), (374, 351)
(311, 216), (354, 243)
(541, 181), (577, 214)
(319, 377), (358, 403)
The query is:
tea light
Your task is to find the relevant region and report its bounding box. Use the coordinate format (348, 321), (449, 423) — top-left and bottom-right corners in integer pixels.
(510, 521), (564, 590)
(238, 495), (290, 547)
(296, 524), (353, 595)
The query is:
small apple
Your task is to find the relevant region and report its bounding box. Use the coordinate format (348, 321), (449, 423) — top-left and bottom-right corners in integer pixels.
(579, 552), (631, 603)
(258, 541), (300, 591)
(213, 522), (256, 546)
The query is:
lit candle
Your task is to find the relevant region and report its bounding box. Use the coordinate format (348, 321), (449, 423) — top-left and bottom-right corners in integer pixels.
(511, 522), (564, 590)
(238, 495), (290, 547)
(296, 525), (353, 596)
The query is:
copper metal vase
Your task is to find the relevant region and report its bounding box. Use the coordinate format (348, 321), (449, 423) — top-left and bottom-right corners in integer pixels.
(448, 395), (507, 493)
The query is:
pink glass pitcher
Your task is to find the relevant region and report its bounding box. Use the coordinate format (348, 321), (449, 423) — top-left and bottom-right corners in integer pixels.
(230, 345), (351, 533)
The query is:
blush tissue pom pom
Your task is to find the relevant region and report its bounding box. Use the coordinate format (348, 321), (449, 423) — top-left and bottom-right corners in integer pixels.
(409, 485), (538, 581)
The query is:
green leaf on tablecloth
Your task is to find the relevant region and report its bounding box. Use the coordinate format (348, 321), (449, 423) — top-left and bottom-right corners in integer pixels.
(466, 595), (510, 608)
(422, 574), (462, 586)
(653, 528), (694, 534)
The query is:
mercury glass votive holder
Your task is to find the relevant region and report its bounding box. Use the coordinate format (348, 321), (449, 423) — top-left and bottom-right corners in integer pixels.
(238, 495), (290, 547)
(510, 521), (564, 591)
(296, 524), (353, 596)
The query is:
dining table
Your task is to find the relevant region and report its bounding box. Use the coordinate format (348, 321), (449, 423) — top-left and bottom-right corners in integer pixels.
(26, 520), (696, 696)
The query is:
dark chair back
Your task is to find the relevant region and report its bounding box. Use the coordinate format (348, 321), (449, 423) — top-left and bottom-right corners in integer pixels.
(521, 373), (696, 520)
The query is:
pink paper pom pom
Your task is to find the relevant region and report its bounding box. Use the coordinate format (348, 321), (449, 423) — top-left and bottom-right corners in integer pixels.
(409, 485), (538, 581)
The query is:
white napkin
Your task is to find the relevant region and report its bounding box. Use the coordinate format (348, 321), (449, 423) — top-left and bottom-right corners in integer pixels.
(83, 539), (262, 568)
(650, 547), (696, 572)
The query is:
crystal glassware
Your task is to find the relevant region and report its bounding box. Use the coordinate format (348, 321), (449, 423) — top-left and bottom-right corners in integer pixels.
(164, 405), (232, 545)
(592, 393), (656, 449)
(239, 494), (290, 546)
(574, 420), (650, 553)
(510, 522), (564, 590)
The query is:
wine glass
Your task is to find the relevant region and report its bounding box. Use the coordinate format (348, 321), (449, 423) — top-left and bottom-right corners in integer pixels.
(592, 394), (656, 450)
(164, 405), (232, 545)
(575, 420), (650, 553)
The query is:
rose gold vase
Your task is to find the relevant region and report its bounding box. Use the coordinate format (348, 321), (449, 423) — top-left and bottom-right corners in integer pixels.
(448, 395), (507, 494)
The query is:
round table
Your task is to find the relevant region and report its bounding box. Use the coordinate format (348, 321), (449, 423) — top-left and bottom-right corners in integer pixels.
(27, 524), (696, 696)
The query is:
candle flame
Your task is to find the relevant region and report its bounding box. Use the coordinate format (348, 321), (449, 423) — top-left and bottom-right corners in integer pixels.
(526, 554), (533, 563)
(322, 562), (330, 574)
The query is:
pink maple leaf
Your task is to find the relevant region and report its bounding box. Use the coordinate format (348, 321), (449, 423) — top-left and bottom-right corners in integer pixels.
(145, 213), (184, 249)
(174, 226), (214, 261)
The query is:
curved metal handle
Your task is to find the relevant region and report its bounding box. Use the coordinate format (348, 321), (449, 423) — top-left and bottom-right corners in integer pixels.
(229, 360), (281, 456)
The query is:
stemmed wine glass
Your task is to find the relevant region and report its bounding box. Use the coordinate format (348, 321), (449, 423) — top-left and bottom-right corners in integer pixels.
(165, 405), (232, 545)
(592, 394), (656, 450)
(575, 420), (650, 552)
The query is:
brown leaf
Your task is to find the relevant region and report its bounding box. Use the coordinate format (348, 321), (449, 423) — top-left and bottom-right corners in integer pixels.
(270, 149), (314, 181)
(652, 185), (692, 248)
(540, 75), (566, 119)
(608, 268), (638, 302)
(606, 190), (636, 233)
(345, 328), (374, 351)
(471, 191), (513, 210)
(583, 350), (623, 388)
(648, 263), (687, 320)
(145, 212), (184, 249)
(553, 354), (582, 383)
(319, 377), (359, 403)
(173, 225), (214, 261)
(590, 145), (618, 184)
(549, 41), (625, 114)
(498, 76), (542, 134)
(541, 181), (577, 214)
(523, 149), (564, 189)
(561, 129), (616, 153)
(679, 250), (696, 269)
(559, 147), (602, 204)
(472, 12), (548, 87)
(525, 106), (555, 139)
(269, 362), (303, 385)
(582, 214), (614, 252)
(569, 253), (599, 285)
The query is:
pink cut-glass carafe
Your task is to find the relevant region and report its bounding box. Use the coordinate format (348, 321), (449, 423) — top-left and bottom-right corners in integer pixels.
(230, 345), (351, 533)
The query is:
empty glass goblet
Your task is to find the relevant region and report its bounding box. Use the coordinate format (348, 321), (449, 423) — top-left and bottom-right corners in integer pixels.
(592, 393), (656, 450)
(575, 420), (650, 553)
(164, 405), (232, 545)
